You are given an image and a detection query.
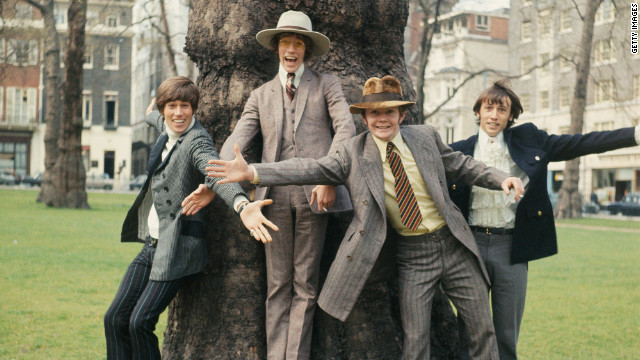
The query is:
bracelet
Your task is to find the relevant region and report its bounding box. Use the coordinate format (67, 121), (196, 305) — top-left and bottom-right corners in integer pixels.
(237, 201), (249, 214)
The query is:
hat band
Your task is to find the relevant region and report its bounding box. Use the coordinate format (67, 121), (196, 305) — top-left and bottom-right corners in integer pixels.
(278, 25), (310, 31)
(362, 92), (403, 103)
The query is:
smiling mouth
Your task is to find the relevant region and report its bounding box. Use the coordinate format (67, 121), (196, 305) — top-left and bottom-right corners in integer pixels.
(284, 56), (297, 64)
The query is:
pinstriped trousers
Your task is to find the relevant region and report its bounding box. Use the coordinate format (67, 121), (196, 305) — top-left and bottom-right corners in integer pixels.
(397, 226), (499, 360)
(104, 242), (186, 360)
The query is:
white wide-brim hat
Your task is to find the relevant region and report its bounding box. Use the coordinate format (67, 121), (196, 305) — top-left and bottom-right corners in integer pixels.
(256, 11), (331, 57)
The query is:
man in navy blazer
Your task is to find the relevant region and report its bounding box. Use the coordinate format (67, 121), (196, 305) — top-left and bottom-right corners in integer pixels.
(447, 80), (640, 360)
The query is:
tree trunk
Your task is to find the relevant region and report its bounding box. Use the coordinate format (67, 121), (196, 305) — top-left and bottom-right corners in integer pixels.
(47, 0), (88, 208)
(23, 0), (62, 204)
(554, 0), (602, 219)
(163, 0), (465, 358)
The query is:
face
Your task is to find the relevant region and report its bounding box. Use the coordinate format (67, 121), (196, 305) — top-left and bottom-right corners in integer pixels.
(477, 98), (513, 137)
(278, 35), (306, 73)
(163, 100), (193, 134)
(362, 107), (405, 142)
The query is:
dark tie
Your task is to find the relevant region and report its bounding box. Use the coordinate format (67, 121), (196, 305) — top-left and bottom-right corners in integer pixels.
(286, 73), (296, 101)
(386, 142), (423, 231)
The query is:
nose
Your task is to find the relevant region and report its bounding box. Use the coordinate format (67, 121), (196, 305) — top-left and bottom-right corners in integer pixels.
(175, 106), (183, 115)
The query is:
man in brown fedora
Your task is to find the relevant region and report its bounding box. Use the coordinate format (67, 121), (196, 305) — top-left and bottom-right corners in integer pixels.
(183, 10), (355, 360)
(206, 75), (525, 360)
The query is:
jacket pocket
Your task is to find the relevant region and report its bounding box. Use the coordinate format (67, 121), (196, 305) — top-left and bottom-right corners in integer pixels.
(181, 219), (205, 238)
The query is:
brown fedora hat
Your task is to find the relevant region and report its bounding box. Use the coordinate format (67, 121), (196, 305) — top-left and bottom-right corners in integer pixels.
(349, 75), (415, 114)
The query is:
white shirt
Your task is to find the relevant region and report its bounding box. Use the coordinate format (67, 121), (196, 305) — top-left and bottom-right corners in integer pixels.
(278, 63), (304, 89)
(468, 129), (529, 229)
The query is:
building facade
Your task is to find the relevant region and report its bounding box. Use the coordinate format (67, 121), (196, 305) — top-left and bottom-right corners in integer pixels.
(420, 8), (510, 143)
(509, 0), (640, 204)
(1, 0), (134, 189)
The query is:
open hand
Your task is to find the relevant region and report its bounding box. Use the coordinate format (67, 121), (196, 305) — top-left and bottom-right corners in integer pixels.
(240, 199), (279, 243)
(181, 184), (216, 215)
(501, 176), (524, 202)
(206, 144), (254, 184)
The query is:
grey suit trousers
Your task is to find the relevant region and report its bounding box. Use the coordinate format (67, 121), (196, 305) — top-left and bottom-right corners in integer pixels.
(474, 232), (528, 360)
(397, 227), (499, 360)
(263, 185), (328, 360)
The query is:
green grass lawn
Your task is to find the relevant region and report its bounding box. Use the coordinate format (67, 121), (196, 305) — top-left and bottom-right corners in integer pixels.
(0, 189), (638, 359)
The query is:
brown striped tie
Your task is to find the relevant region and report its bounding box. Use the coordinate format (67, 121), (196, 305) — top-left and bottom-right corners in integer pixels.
(386, 142), (423, 231)
(286, 73), (296, 101)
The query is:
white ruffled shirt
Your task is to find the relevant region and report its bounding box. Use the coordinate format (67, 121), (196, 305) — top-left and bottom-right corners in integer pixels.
(468, 129), (529, 229)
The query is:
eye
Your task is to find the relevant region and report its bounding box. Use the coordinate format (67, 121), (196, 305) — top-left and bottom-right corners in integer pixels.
(279, 39), (291, 47)
(293, 40), (305, 49)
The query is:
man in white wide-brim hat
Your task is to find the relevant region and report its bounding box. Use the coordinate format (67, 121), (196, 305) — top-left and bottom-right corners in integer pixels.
(184, 10), (355, 360)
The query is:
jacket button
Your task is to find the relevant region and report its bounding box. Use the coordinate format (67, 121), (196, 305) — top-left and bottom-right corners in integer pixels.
(538, 210), (542, 216)
(535, 156), (540, 161)
(452, 184), (456, 190)
(167, 200), (172, 205)
(164, 187), (169, 192)
(359, 230), (365, 235)
(170, 213), (176, 219)
(162, 173), (166, 178)
(347, 255), (353, 261)
(363, 200), (368, 205)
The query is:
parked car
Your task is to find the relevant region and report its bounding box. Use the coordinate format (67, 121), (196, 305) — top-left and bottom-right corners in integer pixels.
(129, 174), (147, 191)
(21, 172), (43, 187)
(0, 171), (17, 185)
(86, 173), (114, 190)
(607, 193), (640, 216)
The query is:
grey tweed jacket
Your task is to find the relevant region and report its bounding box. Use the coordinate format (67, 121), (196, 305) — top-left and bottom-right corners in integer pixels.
(254, 125), (509, 321)
(121, 111), (246, 281)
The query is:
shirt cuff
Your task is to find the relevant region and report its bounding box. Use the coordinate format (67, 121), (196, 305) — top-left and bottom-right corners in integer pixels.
(635, 125), (640, 145)
(233, 196), (249, 212)
(251, 167), (260, 184)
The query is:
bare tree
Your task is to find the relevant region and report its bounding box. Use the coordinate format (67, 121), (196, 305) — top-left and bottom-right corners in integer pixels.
(47, 0), (88, 208)
(554, 0), (603, 219)
(22, 0), (63, 203)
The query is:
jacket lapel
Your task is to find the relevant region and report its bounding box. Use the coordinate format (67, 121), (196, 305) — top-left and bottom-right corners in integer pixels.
(268, 76), (284, 161)
(294, 69), (311, 129)
(147, 133), (168, 173)
(358, 133), (386, 215)
(401, 128), (444, 208)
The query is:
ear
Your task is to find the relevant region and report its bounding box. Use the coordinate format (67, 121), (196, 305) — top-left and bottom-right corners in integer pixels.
(361, 113), (368, 126)
(398, 110), (406, 125)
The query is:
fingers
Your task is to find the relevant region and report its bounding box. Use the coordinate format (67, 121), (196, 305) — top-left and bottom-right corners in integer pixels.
(262, 217), (279, 231)
(310, 191), (317, 205)
(146, 98), (156, 116)
(234, 143), (242, 160)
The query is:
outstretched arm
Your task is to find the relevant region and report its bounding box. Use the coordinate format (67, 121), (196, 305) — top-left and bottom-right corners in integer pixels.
(206, 143), (256, 184)
(181, 184), (216, 216)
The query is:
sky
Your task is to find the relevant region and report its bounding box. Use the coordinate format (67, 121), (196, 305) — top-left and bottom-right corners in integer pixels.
(453, 0), (510, 12)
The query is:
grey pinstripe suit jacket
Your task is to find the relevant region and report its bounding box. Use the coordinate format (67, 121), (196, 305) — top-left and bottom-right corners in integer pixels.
(121, 111), (246, 281)
(220, 68), (355, 213)
(254, 125), (509, 321)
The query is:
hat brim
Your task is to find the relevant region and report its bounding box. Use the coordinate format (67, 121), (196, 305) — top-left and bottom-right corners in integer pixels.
(349, 101), (416, 114)
(256, 28), (330, 56)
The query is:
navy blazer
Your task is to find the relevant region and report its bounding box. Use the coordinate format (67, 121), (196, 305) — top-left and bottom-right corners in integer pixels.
(448, 123), (637, 264)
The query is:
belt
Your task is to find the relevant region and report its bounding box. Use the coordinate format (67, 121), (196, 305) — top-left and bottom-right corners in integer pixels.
(469, 226), (514, 235)
(146, 236), (158, 247)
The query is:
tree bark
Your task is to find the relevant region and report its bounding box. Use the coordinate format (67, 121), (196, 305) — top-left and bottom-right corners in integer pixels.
(554, 0), (602, 219)
(22, 0), (62, 204)
(47, 0), (88, 208)
(163, 0), (466, 358)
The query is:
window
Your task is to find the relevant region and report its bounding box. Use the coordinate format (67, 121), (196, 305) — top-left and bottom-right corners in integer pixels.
(559, 126), (570, 135)
(521, 22), (532, 42)
(107, 15), (118, 27)
(446, 124), (455, 143)
(560, 48), (573, 71)
(446, 78), (456, 97)
(104, 92), (118, 128)
(559, 87), (570, 108)
(104, 44), (119, 70)
(5, 87), (37, 124)
(476, 15), (488, 31)
(8, 39), (38, 66)
(539, 53), (550, 73)
(82, 91), (92, 127)
(15, 3), (32, 19)
(520, 93), (530, 112)
(593, 121), (614, 131)
(520, 56), (532, 75)
(633, 75), (640, 100)
(595, 0), (615, 24)
(83, 46), (93, 69)
(594, 80), (614, 103)
(594, 39), (615, 64)
(539, 91), (550, 110)
(86, 11), (99, 27)
(54, 5), (67, 25)
(539, 15), (551, 36)
(560, 9), (572, 31)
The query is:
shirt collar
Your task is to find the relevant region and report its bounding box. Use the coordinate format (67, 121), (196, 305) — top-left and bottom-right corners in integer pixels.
(372, 131), (406, 163)
(477, 128), (505, 147)
(278, 63), (304, 89)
